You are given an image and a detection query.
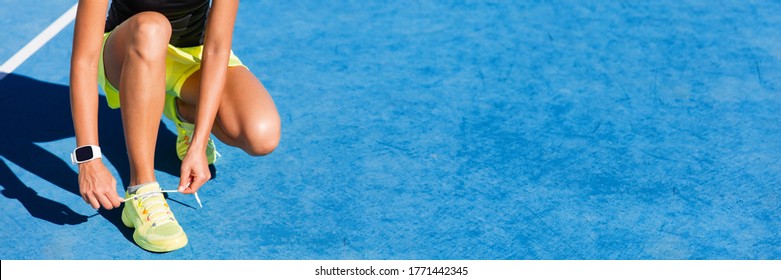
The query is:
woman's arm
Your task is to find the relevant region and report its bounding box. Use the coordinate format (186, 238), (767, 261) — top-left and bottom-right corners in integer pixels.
(70, 0), (122, 209)
(179, 0), (239, 193)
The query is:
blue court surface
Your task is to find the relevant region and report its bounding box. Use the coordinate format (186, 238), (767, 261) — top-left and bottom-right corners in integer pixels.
(0, 0), (779, 260)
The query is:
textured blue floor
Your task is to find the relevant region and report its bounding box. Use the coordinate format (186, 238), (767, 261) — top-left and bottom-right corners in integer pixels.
(1, 0), (779, 259)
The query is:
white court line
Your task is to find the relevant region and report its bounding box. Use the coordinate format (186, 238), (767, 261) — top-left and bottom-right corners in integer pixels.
(0, 3), (78, 81)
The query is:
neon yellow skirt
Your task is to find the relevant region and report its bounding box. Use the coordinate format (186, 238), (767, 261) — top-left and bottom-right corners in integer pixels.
(97, 31), (245, 109)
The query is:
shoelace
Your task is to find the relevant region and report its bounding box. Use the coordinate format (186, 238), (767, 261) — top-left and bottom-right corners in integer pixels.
(123, 190), (176, 227)
(123, 190), (203, 208)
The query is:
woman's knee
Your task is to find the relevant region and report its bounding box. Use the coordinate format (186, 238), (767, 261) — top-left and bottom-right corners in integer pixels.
(241, 117), (281, 156)
(126, 12), (171, 58)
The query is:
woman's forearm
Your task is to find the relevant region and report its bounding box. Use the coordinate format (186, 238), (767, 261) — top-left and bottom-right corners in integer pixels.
(190, 0), (239, 152)
(70, 0), (108, 147)
(70, 62), (100, 147)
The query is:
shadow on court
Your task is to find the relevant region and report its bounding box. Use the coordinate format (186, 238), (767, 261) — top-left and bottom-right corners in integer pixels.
(0, 73), (195, 244)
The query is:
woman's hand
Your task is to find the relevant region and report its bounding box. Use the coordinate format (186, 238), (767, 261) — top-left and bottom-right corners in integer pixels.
(178, 148), (211, 194)
(78, 159), (122, 210)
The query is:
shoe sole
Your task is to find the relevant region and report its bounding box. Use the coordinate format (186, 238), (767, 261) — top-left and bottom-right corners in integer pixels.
(121, 205), (188, 252)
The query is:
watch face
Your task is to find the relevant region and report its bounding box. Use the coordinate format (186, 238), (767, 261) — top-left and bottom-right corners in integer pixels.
(75, 146), (94, 162)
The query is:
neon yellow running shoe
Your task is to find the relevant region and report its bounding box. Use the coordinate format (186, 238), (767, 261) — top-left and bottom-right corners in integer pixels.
(121, 182), (188, 252)
(163, 95), (220, 164)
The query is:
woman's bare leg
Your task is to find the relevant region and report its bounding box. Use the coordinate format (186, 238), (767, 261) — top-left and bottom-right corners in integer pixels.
(102, 12), (172, 186)
(177, 67), (281, 156)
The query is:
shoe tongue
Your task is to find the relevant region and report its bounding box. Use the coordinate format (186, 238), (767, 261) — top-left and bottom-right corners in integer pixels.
(135, 183), (169, 219)
(134, 182), (162, 195)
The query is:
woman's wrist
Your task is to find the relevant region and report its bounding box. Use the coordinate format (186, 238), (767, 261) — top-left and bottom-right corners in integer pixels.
(187, 137), (210, 153)
(77, 158), (104, 171)
(189, 120), (214, 153)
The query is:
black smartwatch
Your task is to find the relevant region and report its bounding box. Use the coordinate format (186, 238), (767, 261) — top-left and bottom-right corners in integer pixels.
(70, 145), (102, 164)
